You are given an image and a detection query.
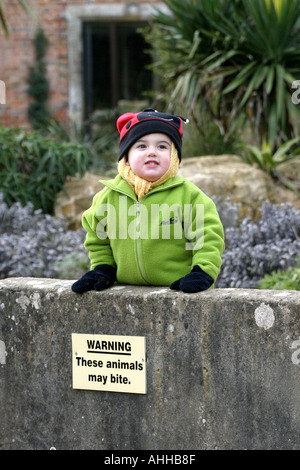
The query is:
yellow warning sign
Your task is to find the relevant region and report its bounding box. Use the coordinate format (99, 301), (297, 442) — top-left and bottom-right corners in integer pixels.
(72, 333), (146, 394)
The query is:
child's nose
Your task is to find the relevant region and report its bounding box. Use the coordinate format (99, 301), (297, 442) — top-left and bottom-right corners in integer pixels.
(147, 146), (157, 155)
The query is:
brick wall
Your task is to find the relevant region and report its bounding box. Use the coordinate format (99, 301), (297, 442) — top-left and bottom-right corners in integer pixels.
(0, 0), (160, 128)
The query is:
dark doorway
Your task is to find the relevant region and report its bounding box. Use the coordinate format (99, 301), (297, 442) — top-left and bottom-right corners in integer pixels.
(83, 22), (153, 122)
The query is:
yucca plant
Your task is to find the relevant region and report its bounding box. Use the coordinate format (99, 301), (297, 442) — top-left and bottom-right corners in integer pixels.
(146, 0), (300, 149)
(241, 137), (300, 193)
(243, 137), (300, 174)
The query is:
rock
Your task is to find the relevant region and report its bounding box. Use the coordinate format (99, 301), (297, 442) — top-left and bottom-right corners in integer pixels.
(277, 156), (300, 185)
(271, 182), (300, 211)
(178, 155), (300, 217)
(55, 172), (108, 230)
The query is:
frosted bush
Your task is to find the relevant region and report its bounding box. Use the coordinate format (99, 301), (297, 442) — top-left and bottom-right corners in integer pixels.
(0, 194), (87, 279)
(216, 201), (300, 288)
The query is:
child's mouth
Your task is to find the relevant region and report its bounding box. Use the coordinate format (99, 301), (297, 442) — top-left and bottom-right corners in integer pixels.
(145, 160), (159, 166)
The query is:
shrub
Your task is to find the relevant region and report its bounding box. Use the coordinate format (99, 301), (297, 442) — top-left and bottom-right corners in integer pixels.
(212, 196), (241, 230)
(27, 27), (50, 128)
(43, 117), (118, 172)
(216, 201), (300, 288)
(0, 194), (88, 279)
(256, 259), (300, 291)
(0, 126), (91, 214)
(239, 138), (300, 195)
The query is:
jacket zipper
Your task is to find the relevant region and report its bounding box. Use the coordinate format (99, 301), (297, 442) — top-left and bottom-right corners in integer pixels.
(100, 187), (150, 283)
(134, 182), (184, 283)
(135, 201), (150, 284)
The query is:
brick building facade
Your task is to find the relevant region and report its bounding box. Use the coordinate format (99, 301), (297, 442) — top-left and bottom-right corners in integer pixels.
(0, 0), (167, 128)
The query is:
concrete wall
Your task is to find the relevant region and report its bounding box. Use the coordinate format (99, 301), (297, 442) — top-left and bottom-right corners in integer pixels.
(0, 277), (300, 450)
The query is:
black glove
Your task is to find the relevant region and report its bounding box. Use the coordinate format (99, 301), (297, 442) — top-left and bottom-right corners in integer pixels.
(170, 265), (214, 293)
(72, 264), (116, 293)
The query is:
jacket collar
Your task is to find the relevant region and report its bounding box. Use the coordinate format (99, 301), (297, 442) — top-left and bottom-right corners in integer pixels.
(99, 174), (185, 200)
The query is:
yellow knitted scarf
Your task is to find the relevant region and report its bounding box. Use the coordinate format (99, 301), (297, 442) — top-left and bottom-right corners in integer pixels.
(118, 142), (179, 200)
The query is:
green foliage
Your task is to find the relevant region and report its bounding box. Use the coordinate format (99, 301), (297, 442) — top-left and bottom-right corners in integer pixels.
(44, 116), (118, 172)
(0, 126), (91, 214)
(256, 258), (300, 290)
(242, 138), (300, 173)
(27, 27), (50, 128)
(240, 137), (300, 193)
(182, 115), (238, 157)
(145, 0), (300, 149)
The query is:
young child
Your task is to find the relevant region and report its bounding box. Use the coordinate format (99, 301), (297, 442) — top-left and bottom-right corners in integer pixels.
(72, 108), (224, 294)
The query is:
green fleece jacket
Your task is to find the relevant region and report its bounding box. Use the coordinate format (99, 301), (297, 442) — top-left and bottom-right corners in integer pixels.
(82, 174), (224, 286)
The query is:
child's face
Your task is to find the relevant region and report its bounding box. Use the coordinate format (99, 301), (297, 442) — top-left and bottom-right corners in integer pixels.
(126, 133), (172, 182)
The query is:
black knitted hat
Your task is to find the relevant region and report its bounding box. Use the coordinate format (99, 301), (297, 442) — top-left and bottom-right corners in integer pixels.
(116, 108), (188, 161)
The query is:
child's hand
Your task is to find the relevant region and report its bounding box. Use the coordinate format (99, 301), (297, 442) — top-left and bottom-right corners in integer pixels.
(170, 265), (214, 293)
(71, 264), (116, 293)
